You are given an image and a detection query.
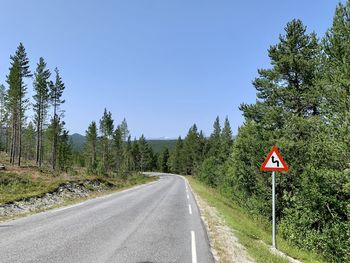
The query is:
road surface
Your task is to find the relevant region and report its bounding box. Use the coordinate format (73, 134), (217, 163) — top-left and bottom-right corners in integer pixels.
(0, 174), (214, 263)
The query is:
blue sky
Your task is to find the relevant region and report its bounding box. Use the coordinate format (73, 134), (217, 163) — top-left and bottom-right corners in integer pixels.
(0, 0), (342, 138)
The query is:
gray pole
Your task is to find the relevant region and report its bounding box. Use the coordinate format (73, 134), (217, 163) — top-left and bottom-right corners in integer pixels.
(272, 171), (276, 249)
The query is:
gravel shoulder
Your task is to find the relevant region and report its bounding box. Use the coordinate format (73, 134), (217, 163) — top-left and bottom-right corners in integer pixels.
(189, 181), (255, 263)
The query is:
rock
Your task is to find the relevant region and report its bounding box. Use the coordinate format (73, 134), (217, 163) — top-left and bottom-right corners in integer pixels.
(0, 180), (113, 218)
(0, 165), (5, 170)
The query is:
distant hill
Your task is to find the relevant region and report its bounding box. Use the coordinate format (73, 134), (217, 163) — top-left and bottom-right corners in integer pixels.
(147, 140), (177, 153)
(69, 133), (176, 153)
(69, 133), (86, 151)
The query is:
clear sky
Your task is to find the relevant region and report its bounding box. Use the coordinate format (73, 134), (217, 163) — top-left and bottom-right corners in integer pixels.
(0, 0), (342, 139)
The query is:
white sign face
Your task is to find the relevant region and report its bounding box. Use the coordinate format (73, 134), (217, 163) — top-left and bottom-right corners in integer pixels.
(264, 152), (285, 169)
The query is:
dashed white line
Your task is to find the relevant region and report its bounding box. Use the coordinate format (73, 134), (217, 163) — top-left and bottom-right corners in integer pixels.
(191, 231), (197, 263)
(187, 194), (189, 199)
(189, 204), (192, 215)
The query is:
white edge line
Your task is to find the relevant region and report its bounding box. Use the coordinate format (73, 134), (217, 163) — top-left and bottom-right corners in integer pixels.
(191, 231), (197, 263)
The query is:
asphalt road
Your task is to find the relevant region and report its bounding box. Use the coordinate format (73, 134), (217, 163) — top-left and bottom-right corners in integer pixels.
(0, 174), (214, 263)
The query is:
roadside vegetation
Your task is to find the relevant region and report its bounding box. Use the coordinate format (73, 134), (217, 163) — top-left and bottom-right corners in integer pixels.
(188, 177), (323, 263)
(161, 2), (350, 262)
(0, 44), (160, 214)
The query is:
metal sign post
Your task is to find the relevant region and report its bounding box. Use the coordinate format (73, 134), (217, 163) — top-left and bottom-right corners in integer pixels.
(272, 171), (276, 249)
(260, 146), (288, 250)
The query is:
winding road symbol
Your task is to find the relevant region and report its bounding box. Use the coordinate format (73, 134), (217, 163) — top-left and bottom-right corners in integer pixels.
(260, 146), (288, 172)
(271, 156), (279, 167)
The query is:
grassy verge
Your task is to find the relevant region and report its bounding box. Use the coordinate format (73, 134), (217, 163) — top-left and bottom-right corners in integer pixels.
(187, 177), (324, 263)
(0, 171), (156, 205)
(0, 169), (157, 223)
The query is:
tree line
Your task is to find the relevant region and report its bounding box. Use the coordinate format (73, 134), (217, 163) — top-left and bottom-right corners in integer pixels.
(83, 110), (158, 177)
(165, 2), (350, 261)
(0, 44), (160, 176)
(0, 43), (69, 171)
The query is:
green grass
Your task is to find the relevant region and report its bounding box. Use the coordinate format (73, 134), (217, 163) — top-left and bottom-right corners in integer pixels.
(188, 177), (324, 263)
(0, 172), (156, 205)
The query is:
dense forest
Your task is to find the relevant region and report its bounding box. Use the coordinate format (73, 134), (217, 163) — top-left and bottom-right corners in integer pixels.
(164, 3), (350, 262)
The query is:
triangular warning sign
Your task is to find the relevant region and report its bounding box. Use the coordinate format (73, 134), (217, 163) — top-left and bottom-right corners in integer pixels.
(260, 146), (289, 171)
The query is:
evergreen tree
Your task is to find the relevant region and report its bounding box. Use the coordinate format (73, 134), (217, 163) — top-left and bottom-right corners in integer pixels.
(169, 136), (184, 174)
(22, 122), (36, 160)
(58, 128), (72, 172)
(6, 43), (32, 166)
(207, 116), (221, 158)
(221, 116), (233, 160)
(33, 57), (51, 167)
(120, 118), (129, 142)
(99, 108), (114, 174)
(85, 121), (97, 171)
(182, 124), (201, 175)
(113, 125), (124, 172)
(0, 84), (6, 151)
(123, 135), (133, 171)
(131, 137), (140, 171)
(323, 1), (350, 153)
(50, 68), (65, 170)
(158, 147), (170, 173)
(138, 134), (152, 172)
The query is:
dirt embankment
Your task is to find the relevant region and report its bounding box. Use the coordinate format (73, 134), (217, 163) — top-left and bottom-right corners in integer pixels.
(0, 180), (113, 219)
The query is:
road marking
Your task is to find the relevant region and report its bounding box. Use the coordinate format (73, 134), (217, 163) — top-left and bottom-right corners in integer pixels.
(189, 204), (192, 215)
(191, 231), (197, 263)
(187, 194), (189, 199)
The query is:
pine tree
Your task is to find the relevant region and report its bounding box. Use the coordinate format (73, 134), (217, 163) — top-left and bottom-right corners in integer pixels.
(85, 121), (97, 171)
(22, 121), (36, 160)
(33, 57), (51, 167)
(119, 118), (129, 142)
(99, 108), (114, 174)
(6, 59), (21, 164)
(113, 125), (123, 172)
(123, 135), (133, 171)
(323, 1), (350, 152)
(0, 84), (6, 151)
(6, 43), (32, 166)
(50, 68), (65, 170)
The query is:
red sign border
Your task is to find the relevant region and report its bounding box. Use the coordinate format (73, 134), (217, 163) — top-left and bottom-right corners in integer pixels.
(260, 146), (289, 172)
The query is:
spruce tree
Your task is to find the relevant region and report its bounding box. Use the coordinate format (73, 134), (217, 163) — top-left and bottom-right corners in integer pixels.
(208, 116), (221, 158)
(138, 134), (152, 172)
(58, 128), (72, 172)
(158, 147), (170, 173)
(221, 116), (233, 160)
(169, 136), (184, 174)
(182, 124), (201, 175)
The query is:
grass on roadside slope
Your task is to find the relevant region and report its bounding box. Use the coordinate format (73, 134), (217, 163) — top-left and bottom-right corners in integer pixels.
(188, 177), (324, 263)
(0, 171), (156, 205)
